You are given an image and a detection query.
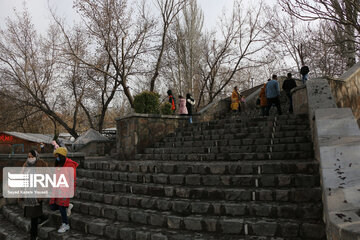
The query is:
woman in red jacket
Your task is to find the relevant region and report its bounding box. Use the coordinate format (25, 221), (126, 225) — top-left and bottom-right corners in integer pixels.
(49, 147), (78, 233)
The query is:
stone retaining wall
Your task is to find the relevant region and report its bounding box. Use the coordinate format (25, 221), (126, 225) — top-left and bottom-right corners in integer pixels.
(329, 62), (360, 127)
(116, 113), (189, 160)
(291, 85), (308, 115)
(305, 77), (360, 240)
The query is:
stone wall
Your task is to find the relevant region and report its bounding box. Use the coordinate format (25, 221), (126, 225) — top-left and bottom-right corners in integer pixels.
(193, 98), (231, 123)
(116, 113), (189, 160)
(305, 77), (360, 240)
(291, 85), (308, 115)
(329, 62), (360, 126)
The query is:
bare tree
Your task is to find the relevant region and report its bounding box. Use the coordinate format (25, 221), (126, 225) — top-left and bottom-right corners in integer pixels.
(162, 0), (204, 99)
(279, 0), (359, 67)
(149, 0), (187, 92)
(196, 0), (271, 109)
(52, 0), (155, 107)
(0, 9), (82, 137)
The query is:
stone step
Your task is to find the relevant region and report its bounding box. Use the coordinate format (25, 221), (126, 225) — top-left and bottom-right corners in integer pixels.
(38, 225), (108, 240)
(47, 206), (325, 239)
(173, 127), (310, 137)
(77, 169), (319, 188)
(178, 124), (310, 133)
(0, 213), (27, 240)
(2, 205), (30, 233)
(143, 143), (313, 154)
(76, 178), (322, 202)
(163, 130), (311, 142)
(82, 160), (319, 175)
(191, 118), (309, 128)
(154, 136), (311, 148)
(75, 188), (323, 220)
(70, 198), (324, 235)
(135, 151), (314, 161)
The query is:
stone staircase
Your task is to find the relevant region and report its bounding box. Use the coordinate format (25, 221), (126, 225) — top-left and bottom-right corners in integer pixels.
(0, 112), (326, 239)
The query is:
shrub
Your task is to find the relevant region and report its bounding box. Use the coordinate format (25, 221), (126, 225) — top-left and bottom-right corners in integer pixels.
(133, 91), (160, 114)
(160, 102), (173, 115)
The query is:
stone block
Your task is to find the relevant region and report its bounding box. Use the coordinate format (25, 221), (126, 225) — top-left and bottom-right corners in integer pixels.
(87, 221), (107, 236)
(251, 221), (277, 236)
(300, 223), (326, 239)
(209, 164), (226, 174)
(202, 176), (221, 186)
(130, 211), (148, 224)
(103, 206), (118, 220)
(136, 231), (151, 240)
(117, 208), (130, 222)
(260, 175), (275, 187)
(153, 174), (169, 184)
(249, 204), (273, 217)
(119, 227), (135, 240)
(151, 233), (168, 240)
(220, 218), (243, 234)
(183, 216), (203, 231)
(204, 218), (218, 232)
(277, 175), (292, 187)
(191, 202), (210, 214)
(167, 215), (182, 229)
(173, 201), (190, 214)
(277, 205), (297, 218)
(224, 203), (246, 216)
(186, 175), (201, 185)
(105, 225), (121, 239)
(258, 190), (273, 201)
(280, 222), (299, 237)
(169, 175), (184, 185)
(275, 190), (289, 202)
(150, 214), (166, 227)
(89, 204), (102, 217)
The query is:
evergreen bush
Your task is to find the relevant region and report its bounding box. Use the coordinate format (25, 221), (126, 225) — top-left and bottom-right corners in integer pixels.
(133, 91), (160, 114)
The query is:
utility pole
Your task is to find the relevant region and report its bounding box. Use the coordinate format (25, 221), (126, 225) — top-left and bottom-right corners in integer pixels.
(251, 78), (254, 88)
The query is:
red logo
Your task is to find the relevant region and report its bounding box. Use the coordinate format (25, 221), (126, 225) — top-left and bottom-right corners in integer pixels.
(0, 134), (13, 143)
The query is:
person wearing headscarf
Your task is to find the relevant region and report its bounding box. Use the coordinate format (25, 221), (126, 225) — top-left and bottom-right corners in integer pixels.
(20, 150), (48, 240)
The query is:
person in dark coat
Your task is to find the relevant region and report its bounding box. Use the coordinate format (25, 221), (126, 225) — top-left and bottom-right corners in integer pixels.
(167, 90), (176, 114)
(20, 150), (48, 240)
(282, 73), (297, 113)
(186, 93), (196, 123)
(300, 65), (309, 84)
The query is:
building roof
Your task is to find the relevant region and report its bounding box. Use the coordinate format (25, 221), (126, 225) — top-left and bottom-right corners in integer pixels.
(73, 128), (109, 146)
(2, 131), (53, 144)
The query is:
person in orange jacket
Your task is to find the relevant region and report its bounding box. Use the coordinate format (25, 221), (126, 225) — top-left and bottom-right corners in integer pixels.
(231, 86), (241, 112)
(49, 147), (78, 233)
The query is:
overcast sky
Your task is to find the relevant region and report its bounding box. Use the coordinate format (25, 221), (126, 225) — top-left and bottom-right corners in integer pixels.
(0, 0), (275, 33)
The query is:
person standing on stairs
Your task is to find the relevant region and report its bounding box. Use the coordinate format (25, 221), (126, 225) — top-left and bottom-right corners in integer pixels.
(179, 95), (188, 116)
(265, 74), (282, 116)
(186, 93), (196, 123)
(19, 150), (48, 240)
(300, 65), (310, 84)
(282, 73), (297, 114)
(259, 83), (267, 117)
(167, 90), (176, 114)
(231, 86), (241, 113)
(49, 147), (79, 233)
